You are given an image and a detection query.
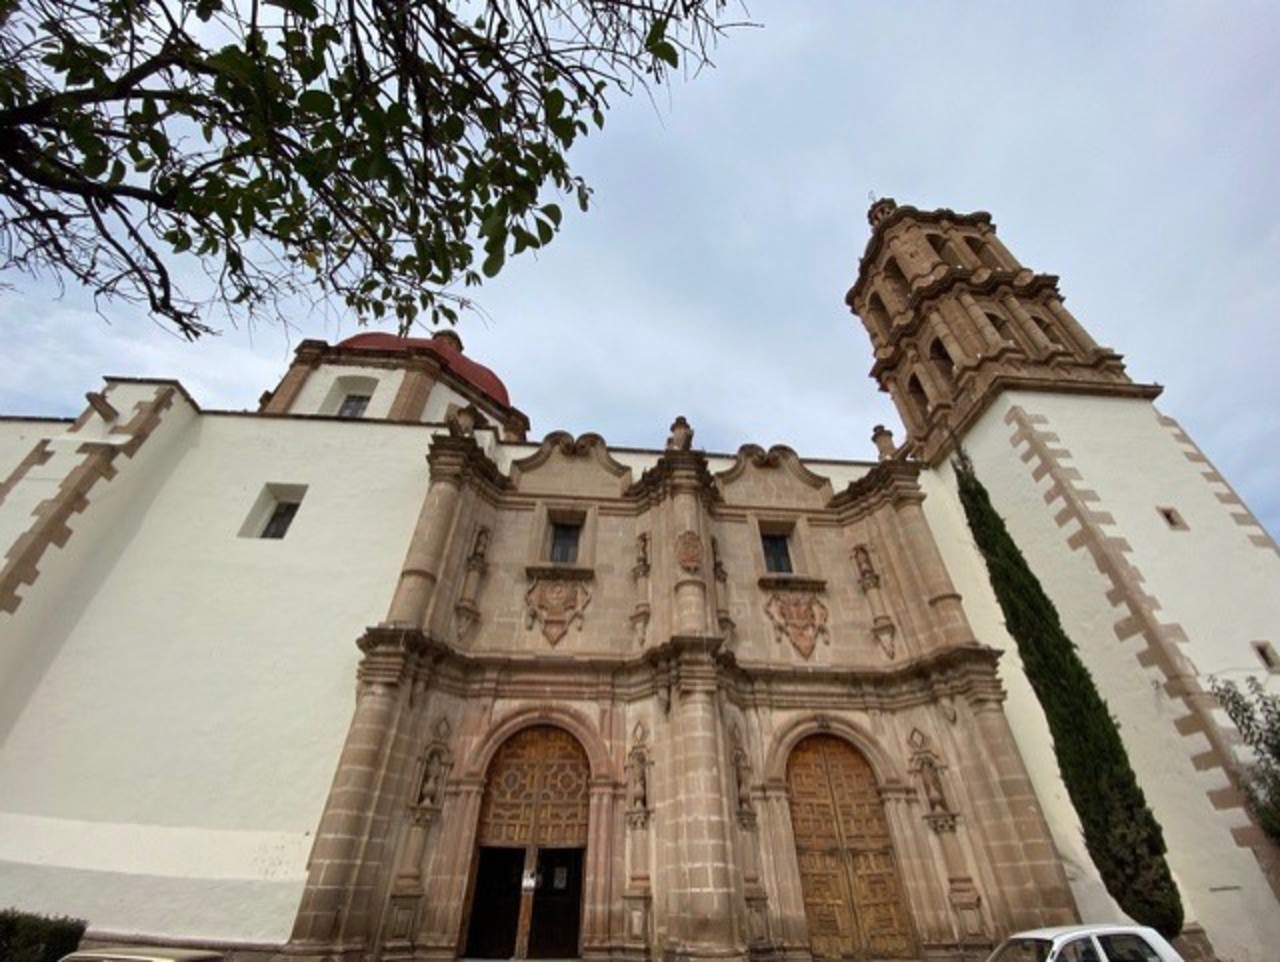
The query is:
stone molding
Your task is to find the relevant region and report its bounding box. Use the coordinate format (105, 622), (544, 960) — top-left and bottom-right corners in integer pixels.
(0, 385), (176, 615)
(714, 444), (834, 500)
(510, 430), (633, 489)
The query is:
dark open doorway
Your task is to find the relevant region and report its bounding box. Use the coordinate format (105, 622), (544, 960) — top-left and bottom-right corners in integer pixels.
(527, 847), (583, 958)
(464, 847), (524, 959)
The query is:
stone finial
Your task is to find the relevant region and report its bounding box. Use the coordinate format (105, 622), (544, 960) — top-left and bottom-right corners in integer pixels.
(666, 415), (693, 451)
(868, 197), (898, 229)
(446, 403), (477, 437)
(433, 329), (464, 353)
(872, 424), (896, 460)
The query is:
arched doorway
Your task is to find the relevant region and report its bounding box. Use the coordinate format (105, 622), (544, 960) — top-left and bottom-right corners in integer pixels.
(786, 734), (915, 959)
(464, 725), (589, 959)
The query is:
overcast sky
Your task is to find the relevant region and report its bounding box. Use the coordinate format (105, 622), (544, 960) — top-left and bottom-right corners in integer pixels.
(2, 3), (1277, 536)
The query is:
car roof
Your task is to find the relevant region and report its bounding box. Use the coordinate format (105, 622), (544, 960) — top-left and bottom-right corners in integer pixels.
(1003, 924), (1161, 941)
(60, 948), (223, 962)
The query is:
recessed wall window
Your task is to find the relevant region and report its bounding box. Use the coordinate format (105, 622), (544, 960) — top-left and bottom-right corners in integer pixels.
(1253, 641), (1279, 673)
(549, 521), (582, 565)
(1157, 506), (1188, 531)
(238, 483), (308, 540)
(261, 501), (300, 539)
(337, 393), (371, 418)
(762, 532), (793, 574)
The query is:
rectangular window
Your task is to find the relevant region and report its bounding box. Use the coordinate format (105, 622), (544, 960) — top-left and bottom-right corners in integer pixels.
(338, 394), (371, 418)
(1254, 641), (1279, 673)
(549, 522), (581, 564)
(261, 501), (300, 539)
(239, 482), (308, 539)
(762, 532), (793, 574)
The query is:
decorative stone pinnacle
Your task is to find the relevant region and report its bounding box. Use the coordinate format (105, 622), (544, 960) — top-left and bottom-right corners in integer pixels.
(872, 425), (896, 460)
(868, 197), (898, 228)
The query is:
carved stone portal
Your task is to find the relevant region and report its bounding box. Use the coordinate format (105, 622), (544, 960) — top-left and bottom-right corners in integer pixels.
(765, 591), (830, 659)
(525, 576), (591, 645)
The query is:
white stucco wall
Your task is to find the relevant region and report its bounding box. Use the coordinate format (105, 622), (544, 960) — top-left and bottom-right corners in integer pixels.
(931, 389), (1280, 962)
(291, 363), (406, 419)
(0, 418), (67, 483)
(0, 403), (437, 944)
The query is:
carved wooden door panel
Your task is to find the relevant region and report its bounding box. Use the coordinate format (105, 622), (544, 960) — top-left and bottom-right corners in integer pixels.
(470, 725), (590, 959)
(787, 735), (915, 960)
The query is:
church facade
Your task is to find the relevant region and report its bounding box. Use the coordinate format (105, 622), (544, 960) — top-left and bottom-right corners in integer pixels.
(0, 201), (1277, 962)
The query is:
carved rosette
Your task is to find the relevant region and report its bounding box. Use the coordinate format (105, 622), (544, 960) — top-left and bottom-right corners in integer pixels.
(765, 591), (830, 659)
(525, 575), (591, 645)
(675, 530), (704, 574)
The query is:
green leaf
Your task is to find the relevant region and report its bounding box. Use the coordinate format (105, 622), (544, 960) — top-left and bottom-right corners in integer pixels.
(297, 89), (334, 117)
(481, 247), (505, 278)
(650, 40), (679, 68)
(540, 203), (562, 227)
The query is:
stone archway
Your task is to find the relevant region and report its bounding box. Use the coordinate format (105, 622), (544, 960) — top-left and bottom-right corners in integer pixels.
(786, 734), (915, 960)
(464, 724), (590, 959)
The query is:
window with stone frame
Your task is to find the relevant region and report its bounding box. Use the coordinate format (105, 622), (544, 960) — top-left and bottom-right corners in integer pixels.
(549, 520), (583, 565)
(761, 530), (794, 574)
(337, 393), (371, 418)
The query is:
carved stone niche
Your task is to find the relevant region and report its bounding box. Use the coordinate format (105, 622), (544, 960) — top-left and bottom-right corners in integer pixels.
(524, 565), (593, 646)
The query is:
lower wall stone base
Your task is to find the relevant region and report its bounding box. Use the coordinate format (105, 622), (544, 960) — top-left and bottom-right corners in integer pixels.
(1172, 924), (1217, 962)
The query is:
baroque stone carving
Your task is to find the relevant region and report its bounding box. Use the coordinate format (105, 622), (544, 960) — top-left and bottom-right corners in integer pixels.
(666, 415), (693, 451)
(765, 591), (829, 659)
(453, 526), (490, 642)
(525, 575), (592, 645)
(675, 530), (704, 574)
(730, 725), (754, 826)
(627, 721), (650, 828)
(854, 542), (898, 660)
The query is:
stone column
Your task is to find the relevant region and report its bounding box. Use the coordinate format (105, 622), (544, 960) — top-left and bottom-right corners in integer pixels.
(759, 780), (808, 953)
(666, 638), (741, 957)
(418, 778), (486, 958)
(889, 479), (973, 651)
(1045, 297), (1101, 354)
(957, 292), (1014, 354)
(289, 628), (425, 947)
(387, 361), (439, 421)
(583, 778), (620, 959)
(668, 453), (713, 637)
(262, 341), (325, 414)
(1001, 294), (1056, 355)
(385, 436), (474, 628)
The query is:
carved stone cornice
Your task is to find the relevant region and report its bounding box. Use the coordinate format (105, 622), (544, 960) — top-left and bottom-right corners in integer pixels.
(426, 434), (511, 496)
(625, 449), (720, 508)
(356, 626), (436, 688)
(847, 203), (995, 307)
(715, 444), (833, 499)
(757, 574), (827, 592)
(510, 430), (632, 489)
(827, 460), (924, 522)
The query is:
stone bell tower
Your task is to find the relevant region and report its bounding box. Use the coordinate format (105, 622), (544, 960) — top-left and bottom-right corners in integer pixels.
(845, 198), (1159, 463)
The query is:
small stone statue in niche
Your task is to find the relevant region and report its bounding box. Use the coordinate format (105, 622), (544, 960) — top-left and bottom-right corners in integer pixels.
(627, 748), (648, 811)
(418, 751), (445, 808)
(732, 744), (753, 813)
(917, 754), (948, 813)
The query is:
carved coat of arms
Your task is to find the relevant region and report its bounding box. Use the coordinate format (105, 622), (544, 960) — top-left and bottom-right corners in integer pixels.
(675, 530), (704, 573)
(525, 577), (591, 645)
(765, 591), (829, 658)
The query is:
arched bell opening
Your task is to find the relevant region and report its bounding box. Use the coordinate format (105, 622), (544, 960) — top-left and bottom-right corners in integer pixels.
(462, 724), (590, 960)
(786, 734), (916, 960)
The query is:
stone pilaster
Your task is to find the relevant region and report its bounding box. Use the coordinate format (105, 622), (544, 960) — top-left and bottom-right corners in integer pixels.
(288, 627), (429, 949)
(262, 340), (325, 414)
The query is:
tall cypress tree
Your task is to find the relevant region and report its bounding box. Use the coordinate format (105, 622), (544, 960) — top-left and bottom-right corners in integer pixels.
(953, 452), (1183, 937)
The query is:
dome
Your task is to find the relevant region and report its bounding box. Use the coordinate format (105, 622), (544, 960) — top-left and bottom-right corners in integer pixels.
(336, 331), (512, 409)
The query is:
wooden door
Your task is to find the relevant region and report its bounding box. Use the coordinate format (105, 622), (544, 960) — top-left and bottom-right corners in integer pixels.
(467, 725), (589, 959)
(787, 735), (914, 959)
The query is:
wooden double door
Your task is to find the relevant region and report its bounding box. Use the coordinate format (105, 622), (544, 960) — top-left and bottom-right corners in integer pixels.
(465, 725), (589, 959)
(787, 735), (915, 960)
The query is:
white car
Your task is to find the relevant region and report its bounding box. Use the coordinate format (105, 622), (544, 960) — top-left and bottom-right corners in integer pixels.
(985, 924), (1186, 962)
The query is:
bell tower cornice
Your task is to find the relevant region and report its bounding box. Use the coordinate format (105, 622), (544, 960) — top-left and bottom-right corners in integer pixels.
(846, 199), (1161, 465)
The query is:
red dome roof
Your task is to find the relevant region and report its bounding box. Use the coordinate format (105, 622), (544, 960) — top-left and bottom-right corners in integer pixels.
(336, 331), (511, 408)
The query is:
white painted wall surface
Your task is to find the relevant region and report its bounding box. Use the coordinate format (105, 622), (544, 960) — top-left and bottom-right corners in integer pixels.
(945, 389), (1280, 962)
(291, 362), (405, 418)
(0, 419), (67, 483)
(0, 404), (435, 944)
